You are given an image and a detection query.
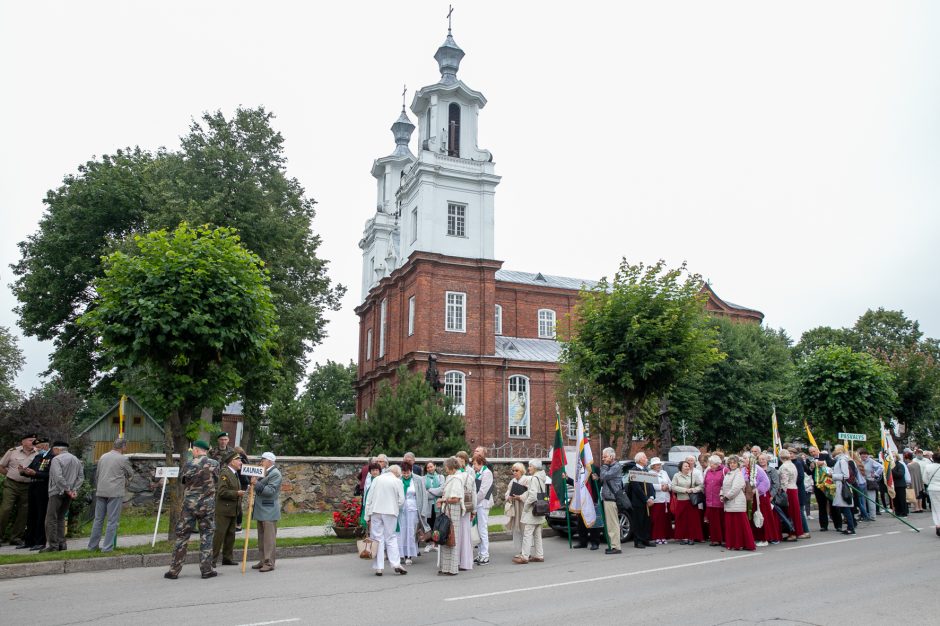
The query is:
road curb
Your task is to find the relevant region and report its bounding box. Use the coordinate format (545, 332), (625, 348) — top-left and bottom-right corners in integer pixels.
(0, 528), (555, 579)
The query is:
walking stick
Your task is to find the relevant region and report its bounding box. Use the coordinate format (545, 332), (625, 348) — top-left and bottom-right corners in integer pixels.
(241, 486), (256, 573)
(849, 483), (919, 532)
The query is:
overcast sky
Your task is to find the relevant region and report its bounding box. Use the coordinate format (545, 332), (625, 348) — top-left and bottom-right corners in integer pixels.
(2, 1), (938, 393)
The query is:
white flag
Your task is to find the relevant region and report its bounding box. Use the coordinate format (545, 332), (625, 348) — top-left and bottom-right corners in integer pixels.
(569, 407), (597, 528)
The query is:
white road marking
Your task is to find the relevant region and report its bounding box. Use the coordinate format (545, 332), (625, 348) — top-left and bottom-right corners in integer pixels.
(886, 531), (901, 535)
(779, 534), (881, 550)
(237, 620), (300, 626)
(444, 553), (761, 602)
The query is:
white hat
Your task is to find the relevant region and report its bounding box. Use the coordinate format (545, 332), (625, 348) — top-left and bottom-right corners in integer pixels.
(649, 457), (663, 467)
(261, 452), (277, 463)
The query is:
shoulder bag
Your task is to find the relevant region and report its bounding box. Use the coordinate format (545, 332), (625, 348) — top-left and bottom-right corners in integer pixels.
(615, 488), (632, 512)
(432, 512), (452, 546)
(532, 477), (550, 516)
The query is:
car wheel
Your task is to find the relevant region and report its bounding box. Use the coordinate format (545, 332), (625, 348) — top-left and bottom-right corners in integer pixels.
(619, 511), (632, 543)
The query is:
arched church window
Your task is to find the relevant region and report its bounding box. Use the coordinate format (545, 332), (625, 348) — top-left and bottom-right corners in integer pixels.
(508, 375), (530, 438)
(448, 103), (461, 157)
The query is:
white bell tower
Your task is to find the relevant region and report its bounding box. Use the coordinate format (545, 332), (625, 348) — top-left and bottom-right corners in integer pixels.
(398, 24), (500, 266)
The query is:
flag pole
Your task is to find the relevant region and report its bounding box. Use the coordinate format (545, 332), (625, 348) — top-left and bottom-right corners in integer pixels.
(564, 475), (572, 549)
(848, 484), (919, 532)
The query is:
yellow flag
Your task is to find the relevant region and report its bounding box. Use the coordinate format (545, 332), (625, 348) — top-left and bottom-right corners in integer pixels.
(804, 420), (818, 449)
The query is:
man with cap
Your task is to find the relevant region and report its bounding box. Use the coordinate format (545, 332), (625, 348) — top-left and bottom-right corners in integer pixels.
(41, 441), (84, 552)
(212, 450), (244, 567)
(0, 434), (38, 546)
(251, 452), (282, 572)
(87, 438), (133, 552)
(19, 438), (53, 550)
(209, 432), (233, 463)
(165, 440), (220, 579)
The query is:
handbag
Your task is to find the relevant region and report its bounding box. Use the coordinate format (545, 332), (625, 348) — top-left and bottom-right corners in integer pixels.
(688, 488), (704, 507)
(533, 477), (550, 516)
(840, 479), (853, 503)
(357, 538), (379, 559)
(905, 487), (916, 504)
(865, 479), (879, 491)
(773, 489), (788, 509)
(431, 513), (452, 545)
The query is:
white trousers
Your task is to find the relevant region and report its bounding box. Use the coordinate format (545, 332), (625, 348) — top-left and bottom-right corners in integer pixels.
(476, 505), (490, 558)
(371, 513), (401, 571)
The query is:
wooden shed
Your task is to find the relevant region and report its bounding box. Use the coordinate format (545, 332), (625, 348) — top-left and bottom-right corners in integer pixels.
(79, 397), (165, 461)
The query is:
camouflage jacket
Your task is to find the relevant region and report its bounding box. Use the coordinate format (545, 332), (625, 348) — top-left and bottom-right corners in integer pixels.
(181, 455), (219, 512)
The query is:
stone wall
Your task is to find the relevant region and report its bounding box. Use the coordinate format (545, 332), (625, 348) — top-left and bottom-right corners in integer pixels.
(124, 454), (545, 513)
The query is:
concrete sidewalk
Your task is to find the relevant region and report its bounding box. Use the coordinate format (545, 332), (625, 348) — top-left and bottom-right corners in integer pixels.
(0, 514), (510, 553)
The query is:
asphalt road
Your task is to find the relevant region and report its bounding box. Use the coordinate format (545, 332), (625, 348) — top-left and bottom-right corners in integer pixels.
(4, 515), (936, 626)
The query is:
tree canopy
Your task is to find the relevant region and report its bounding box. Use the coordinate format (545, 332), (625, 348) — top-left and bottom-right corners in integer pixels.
(11, 107), (344, 410)
(669, 317), (796, 451)
(561, 259), (723, 456)
(796, 345), (897, 439)
(0, 326), (25, 409)
(79, 223), (279, 453)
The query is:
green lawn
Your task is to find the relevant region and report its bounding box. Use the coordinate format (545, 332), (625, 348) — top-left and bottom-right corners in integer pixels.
(0, 534), (350, 566)
(73, 510), (334, 538)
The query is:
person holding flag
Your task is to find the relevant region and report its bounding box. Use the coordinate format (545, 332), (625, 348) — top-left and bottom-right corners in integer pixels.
(569, 409), (601, 550)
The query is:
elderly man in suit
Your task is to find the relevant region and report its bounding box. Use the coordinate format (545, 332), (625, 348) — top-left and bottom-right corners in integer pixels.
(212, 451), (244, 567)
(365, 464), (406, 576)
(251, 452), (282, 572)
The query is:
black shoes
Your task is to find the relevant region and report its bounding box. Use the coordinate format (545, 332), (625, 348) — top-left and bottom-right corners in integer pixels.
(634, 543), (646, 549)
(394, 567), (408, 575)
(605, 548), (622, 554)
(221, 559), (237, 566)
(573, 544), (587, 549)
(589, 543), (599, 551)
(201, 571), (218, 579)
(164, 572), (178, 580)
(841, 529), (857, 535)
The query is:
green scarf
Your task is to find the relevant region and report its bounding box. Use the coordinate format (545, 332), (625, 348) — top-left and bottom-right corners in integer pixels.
(402, 475), (412, 494)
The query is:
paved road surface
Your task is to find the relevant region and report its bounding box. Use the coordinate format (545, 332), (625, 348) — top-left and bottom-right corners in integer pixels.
(2, 516), (935, 626)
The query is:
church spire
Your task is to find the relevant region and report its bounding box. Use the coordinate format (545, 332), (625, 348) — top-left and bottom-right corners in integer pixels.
(434, 5), (464, 85)
(390, 85), (415, 157)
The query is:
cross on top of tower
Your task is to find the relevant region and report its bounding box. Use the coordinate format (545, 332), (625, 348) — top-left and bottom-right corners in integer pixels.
(402, 84), (407, 111)
(447, 4), (454, 34)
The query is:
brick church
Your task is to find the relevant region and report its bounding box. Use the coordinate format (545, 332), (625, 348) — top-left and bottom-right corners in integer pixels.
(355, 24), (762, 453)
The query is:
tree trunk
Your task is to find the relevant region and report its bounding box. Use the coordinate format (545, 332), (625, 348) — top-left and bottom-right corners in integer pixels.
(165, 407), (191, 541)
(658, 396), (672, 458)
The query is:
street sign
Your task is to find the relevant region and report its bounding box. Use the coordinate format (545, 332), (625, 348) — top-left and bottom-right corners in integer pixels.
(241, 465), (265, 477)
(155, 466), (180, 478)
(838, 432), (867, 441)
(627, 470), (661, 484)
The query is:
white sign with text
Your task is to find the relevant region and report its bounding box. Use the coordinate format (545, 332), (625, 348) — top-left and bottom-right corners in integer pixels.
(241, 465), (265, 477)
(155, 466), (180, 478)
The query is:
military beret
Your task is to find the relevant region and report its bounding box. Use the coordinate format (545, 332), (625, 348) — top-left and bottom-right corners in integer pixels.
(216, 432), (229, 439)
(35, 437), (49, 444)
(52, 440), (70, 448)
(192, 440), (210, 451)
(22, 433), (39, 441)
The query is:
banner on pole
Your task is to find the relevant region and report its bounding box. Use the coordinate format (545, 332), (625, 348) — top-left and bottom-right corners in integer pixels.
(241, 465), (265, 477)
(628, 470), (660, 484)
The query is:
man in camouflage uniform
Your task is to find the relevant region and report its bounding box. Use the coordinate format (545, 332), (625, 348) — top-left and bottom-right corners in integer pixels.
(164, 440), (219, 580)
(208, 432), (233, 463)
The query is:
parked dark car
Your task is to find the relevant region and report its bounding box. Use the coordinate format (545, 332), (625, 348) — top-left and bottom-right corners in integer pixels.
(547, 459), (681, 542)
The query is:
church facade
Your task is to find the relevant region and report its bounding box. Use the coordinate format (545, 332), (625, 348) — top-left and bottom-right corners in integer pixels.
(355, 26), (762, 453)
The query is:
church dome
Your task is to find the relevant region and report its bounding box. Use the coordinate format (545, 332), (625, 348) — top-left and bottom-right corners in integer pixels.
(433, 30), (465, 85)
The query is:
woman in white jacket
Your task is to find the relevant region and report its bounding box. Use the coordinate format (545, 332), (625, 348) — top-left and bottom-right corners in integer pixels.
(720, 456), (755, 551)
(649, 458), (673, 545)
(921, 450), (940, 536)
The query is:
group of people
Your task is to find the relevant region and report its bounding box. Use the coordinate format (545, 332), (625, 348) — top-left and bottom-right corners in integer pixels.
(359, 447), (550, 576)
(595, 443), (940, 554)
(0, 434), (84, 553)
(164, 434), (283, 580)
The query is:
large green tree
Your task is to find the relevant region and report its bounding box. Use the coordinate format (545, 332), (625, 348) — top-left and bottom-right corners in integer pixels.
(350, 367), (468, 457)
(796, 345), (897, 440)
(11, 108), (344, 420)
(79, 224), (279, 532)
(794, 309), (940, 444)
(669, 317), (796, 451)
(560, 259), (724, 457)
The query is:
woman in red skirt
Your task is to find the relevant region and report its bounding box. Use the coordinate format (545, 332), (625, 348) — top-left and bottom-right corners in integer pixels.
(778, 449), (804, 540)
(671, 460), (704, 544)
(703, 455), (727, 546)
(720, 455), (756, 551)
(752, 453), (782, 545)
(649, 458), (674, 544)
